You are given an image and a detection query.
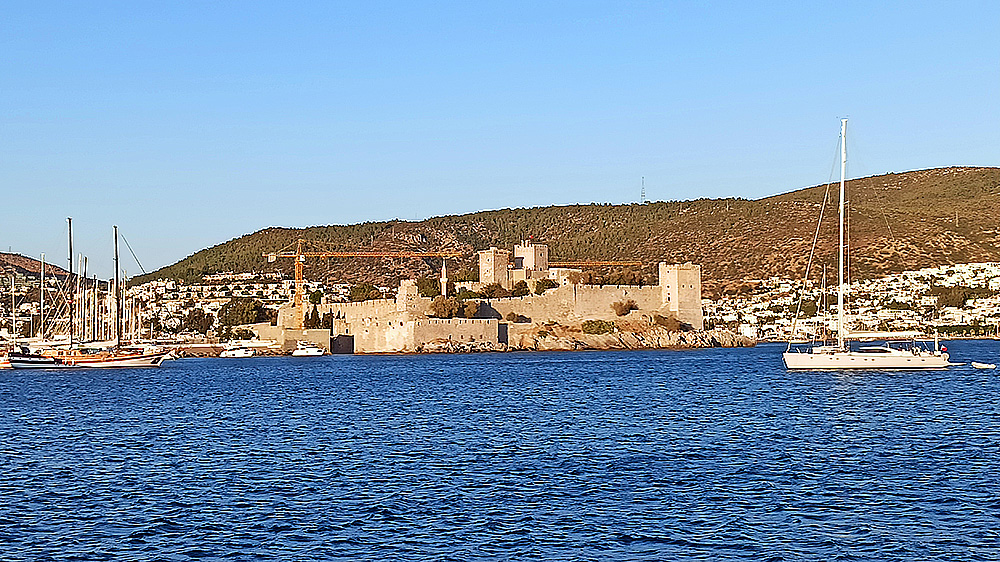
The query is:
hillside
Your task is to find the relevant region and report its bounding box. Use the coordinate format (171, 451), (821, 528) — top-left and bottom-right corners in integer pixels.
(0, 253), (71, 278)
(134, 167), (1000, 295)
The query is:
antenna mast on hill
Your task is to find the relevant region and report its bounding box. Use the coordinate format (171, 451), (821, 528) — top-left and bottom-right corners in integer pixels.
(641, 177), (646, 204)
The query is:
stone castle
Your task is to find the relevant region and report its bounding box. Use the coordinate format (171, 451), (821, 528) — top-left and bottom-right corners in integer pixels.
(254, 241), (703, 353)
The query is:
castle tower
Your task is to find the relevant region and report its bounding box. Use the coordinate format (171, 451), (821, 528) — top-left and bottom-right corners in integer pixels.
(513, 240), (548, 273)
(478, 247), (511, 289)
(396, 279), (419, 312)
(659, 262), (704, 330)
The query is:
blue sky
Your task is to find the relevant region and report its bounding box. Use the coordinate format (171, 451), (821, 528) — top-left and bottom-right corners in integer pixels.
(2, 1), (998, 277)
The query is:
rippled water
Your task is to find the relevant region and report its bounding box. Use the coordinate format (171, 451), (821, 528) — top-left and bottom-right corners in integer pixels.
(3, 340), (1000, 560)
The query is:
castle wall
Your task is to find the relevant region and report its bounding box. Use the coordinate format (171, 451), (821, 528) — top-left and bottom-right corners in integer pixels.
(272, 260), (704, 353)
(354, 316), (415, 353)
(413, 318), (498, 347)
(279, 296), (433, 329)
(247, 323), (332, 351)
(482, 284), (663, 323)
(353, 316), (498, 353)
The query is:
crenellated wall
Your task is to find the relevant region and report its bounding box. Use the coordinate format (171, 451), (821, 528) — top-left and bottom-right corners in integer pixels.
(481, 284), (663, 323)
(268, 261), (703, 353)
(353, 316), (498, 353)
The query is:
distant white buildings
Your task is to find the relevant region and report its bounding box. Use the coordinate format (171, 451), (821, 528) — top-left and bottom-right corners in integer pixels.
(705, 261), (1000, 339)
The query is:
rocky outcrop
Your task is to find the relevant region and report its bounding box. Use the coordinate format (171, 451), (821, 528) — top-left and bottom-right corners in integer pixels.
(413, 327), (754, 354)
(508, 327), (755, 352)
(415, 340), (508, 354)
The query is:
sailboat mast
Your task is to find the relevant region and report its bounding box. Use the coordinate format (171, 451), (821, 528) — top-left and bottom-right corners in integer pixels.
(68, 217), (74, 348)
(39, 253), (45, 339)
(114, 226), (121, 350)
(838, 118), (847, 350)
(9, 275), (14, 350)
(82, 256), (88, 342)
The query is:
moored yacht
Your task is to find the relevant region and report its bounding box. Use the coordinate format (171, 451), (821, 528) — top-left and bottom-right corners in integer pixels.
(290, 341), (324, 356)
(220, 345), (255, 358)
(8, 223), (171, 370)
(782, 120), (956, 370)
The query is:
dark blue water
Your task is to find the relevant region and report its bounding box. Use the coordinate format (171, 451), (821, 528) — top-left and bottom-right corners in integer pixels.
(3, 340), (1000, 561)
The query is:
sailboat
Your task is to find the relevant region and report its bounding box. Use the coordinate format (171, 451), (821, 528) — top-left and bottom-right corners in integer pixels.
(9, 224), (170, 369)
(783, 120), (954, 370)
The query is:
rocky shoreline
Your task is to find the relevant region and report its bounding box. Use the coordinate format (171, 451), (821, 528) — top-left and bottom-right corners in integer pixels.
(415, 327), (756, 354)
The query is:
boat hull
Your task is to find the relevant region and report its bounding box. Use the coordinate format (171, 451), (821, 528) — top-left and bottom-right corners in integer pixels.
(9, 351), (170, 369)
(783, 350), (952, 370)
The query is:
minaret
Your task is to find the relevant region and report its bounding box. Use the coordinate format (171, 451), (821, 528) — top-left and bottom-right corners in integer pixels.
(440, 259), (448, 297)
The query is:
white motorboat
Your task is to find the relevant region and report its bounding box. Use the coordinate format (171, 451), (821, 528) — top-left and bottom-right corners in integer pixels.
(782, 120), (954, 370)
(290, 341), (324, 357)
(220, 346), (255, 358)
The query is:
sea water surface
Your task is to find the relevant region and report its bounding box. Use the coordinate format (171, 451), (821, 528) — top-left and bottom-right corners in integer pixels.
(2, 340), (1000, 561)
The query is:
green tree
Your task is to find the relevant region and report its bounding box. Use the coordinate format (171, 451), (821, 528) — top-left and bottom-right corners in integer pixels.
(480, 283), (511, 298)
(430, 296), (461, 318)
(416, 277), (441, 298)
(611, 299), (637, 316)
(350, 283), (382, 302)
(455, 288), (481, 300)
(582, 319), (615, 334)
(452, 268), (479, 282)
(304, 305), (321, 329)
(183, 309), (214, 334)
(535, 279), (558, 294)
(463, 300), (480, 318)
(790, 300), (818, 317)
(309, 290), (323, 305)
(511, 280), (530, 297)
(218, 297), (272, 326)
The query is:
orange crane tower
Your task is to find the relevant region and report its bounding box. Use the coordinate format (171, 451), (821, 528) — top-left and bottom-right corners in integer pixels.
(548, 261), (644, 267)
(265, 239), (461, 329)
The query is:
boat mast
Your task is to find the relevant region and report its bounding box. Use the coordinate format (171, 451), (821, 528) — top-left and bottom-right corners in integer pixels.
(67, 217), (74, 348)
(114, 226), (121, 350)
(9, 274), (14, 350)
(39, 253), (45, 339)
(838, 118), (847, 350)
(82, 256), (88, 342)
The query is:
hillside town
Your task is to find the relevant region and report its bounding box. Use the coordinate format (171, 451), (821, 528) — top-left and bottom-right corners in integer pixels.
(3, 256), (999, 349)
(705, 262), (1000, 340)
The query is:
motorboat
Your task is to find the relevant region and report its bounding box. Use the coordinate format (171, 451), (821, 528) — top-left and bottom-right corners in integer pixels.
(290, 341), (324, 357)
(220, 346), (255, 358)
(971, 362), (996, 370)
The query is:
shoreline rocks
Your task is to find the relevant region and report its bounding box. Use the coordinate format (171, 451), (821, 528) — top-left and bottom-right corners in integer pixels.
(415, 327), (755, 354)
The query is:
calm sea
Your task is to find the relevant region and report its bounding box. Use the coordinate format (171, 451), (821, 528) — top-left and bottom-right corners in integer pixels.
(2, 340), (999, 561)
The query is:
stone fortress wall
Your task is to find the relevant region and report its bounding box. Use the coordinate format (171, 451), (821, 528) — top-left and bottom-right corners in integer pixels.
(481, 284), (663, 324)
(268, 241), (703, 353)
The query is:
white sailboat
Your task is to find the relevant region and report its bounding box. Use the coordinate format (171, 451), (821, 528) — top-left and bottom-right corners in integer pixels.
(783, 120), (954, 370)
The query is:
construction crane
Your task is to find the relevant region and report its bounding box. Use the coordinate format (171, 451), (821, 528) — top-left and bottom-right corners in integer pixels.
(265, 239), (462, 329)
(549, 261), (644, 267)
